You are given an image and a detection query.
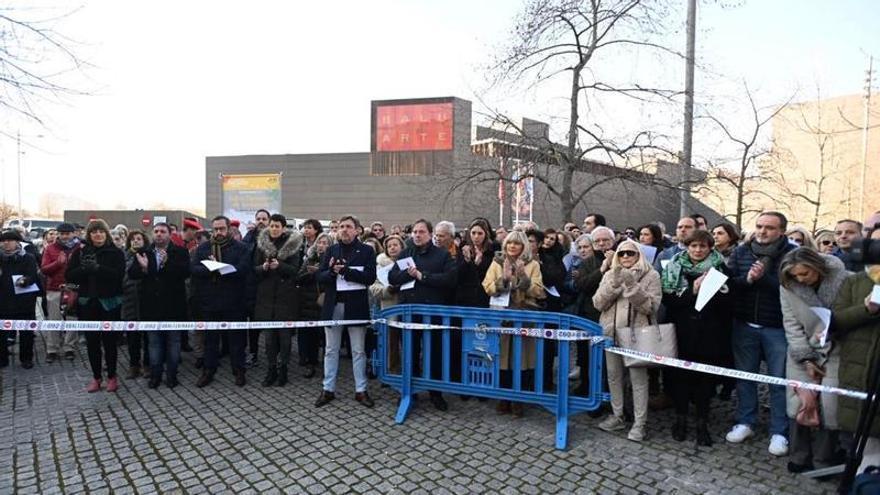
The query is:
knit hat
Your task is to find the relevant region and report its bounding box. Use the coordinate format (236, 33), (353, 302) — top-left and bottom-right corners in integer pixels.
(0, 230), (23, 242)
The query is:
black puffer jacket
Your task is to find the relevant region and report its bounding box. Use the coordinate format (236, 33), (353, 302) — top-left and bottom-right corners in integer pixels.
(454, 243), (493, 308)
(539, 244), (566, 312)
(389, 242), (457, 305)
(66, 242), (125, 299)
(0, 247), (39, 317)
(726, 237), (795, 328)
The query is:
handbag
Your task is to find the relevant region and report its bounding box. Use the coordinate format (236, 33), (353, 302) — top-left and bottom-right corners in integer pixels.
(614, 302), (677, 368)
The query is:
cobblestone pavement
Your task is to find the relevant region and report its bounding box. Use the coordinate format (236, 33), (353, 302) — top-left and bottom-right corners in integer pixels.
(1, 332), (836, 494)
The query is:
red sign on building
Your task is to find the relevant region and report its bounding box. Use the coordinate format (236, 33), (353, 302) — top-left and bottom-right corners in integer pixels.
(376, 103), (453, 152)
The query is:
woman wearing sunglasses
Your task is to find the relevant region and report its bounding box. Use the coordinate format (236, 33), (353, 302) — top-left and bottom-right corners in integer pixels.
(661, 229), (734, 446)
(814, 230), (836, 255)
(593, 239), (662, 441)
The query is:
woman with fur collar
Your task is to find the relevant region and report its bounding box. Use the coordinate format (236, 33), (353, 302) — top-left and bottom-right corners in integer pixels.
(253, 214), (304, 387)
(779, 248), (847, 473)
(593, 239), (662, 442)
(482, 230), (546, 417)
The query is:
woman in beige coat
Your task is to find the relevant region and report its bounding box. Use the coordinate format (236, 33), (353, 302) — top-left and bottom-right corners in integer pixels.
(482, 230), (546, 417)
(369, 235), (405, 373)
(779, 248), (847, 473)
(592, 239), (662, 442)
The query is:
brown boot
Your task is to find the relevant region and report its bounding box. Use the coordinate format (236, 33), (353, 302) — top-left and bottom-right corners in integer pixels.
(127, 365), (141, 379)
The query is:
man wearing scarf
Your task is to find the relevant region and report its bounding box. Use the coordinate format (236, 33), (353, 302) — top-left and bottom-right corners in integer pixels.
(724, 211), (797, 456)
(40, 222), (81, 362)
(0, 230), (39, 369)
(190, 215), (252, 387)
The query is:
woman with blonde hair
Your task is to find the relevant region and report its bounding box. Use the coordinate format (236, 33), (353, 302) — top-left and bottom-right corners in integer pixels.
(786, 226), (816, 250)
(593, 239), (662, 442)
(814, 230), (836, 254)
(482, 230), (546, 417)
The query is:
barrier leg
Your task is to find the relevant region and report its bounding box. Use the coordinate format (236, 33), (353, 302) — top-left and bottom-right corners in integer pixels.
(555, 341), (571, 449)
(396, 326), (413, 424)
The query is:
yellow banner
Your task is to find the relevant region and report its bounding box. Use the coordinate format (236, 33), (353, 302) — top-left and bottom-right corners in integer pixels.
(221, 174), (281, 191)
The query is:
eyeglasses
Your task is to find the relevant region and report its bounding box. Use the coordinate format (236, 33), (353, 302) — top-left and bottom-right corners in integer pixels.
(617, 250), (639, 258)
(820, 240), (836, 246)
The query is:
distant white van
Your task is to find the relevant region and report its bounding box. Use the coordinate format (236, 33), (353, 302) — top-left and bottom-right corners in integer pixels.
(2, 218), (60, 231)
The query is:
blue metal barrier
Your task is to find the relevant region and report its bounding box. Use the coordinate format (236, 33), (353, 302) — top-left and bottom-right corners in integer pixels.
(373, 304), (610, 450)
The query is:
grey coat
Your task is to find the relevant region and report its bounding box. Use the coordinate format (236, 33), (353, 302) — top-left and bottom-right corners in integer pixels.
(780, 254), (847, 429)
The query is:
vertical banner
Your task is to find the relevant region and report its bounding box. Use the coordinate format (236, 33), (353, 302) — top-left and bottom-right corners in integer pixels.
(498, 158), (505, 227)
(510, 160), (534, 225)
(220, 173), (282, 235)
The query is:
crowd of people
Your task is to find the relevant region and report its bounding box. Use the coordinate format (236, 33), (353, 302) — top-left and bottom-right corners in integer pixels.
(2, 207), (880, 476)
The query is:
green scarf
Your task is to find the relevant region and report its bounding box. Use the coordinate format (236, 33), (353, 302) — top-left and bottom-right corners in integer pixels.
(661, 249), (725, 296)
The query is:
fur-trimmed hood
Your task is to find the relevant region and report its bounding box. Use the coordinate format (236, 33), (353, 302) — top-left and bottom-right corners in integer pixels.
(785, 254), (848, 308)
(256, 228), (303, 261)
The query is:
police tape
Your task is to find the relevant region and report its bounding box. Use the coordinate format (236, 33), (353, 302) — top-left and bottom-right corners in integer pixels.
(606, 346), (869, 400)
(1, 317), (871, 399)
(0, 318), (604, 342)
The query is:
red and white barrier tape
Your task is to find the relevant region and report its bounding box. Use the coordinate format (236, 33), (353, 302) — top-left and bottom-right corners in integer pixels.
(606, 346), (868, 400)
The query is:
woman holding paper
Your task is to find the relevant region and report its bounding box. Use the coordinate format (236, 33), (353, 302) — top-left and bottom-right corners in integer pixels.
(297, 232), (333, 378)
(593, 239), (661, 442)
(779, 248), (847, 473)
(370, 234), (406, 373)
(0, 229), (40, 369)
(482, 230), (546, 417)
(661, 229), (733, 446)
(65, 219), (126, 393)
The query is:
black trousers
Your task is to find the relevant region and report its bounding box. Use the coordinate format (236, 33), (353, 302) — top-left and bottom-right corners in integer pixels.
(297, 328), (319, 365)
(79, 301), (121, 379)
(671, 367), (714, 418)
(0, 329), (34, 364)
(127, 331), (149, 367)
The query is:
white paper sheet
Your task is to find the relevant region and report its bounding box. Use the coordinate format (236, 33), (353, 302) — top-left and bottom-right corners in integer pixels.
(396, 257), (416, 270)
(336, 266), (366, 292)
(490, 291), (510, 308)
(810, 307), (832, 347)
(12, 275), (39, 295)
(872, 285), (880, 305)
(695, 267), (729, 312)
(660, 259), (670, 269)
(376, 264), (392, 287)
(546, 286), (560, 297)
(201, 259), (237, 275)
(638, 244), (658, 264)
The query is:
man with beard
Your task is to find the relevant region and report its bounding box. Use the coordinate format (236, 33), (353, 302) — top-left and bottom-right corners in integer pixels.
(129, 223), (191, 388)
(40, 222), (81, 362)
(724, 211), (796, 457)
(190, 216), (252, 387)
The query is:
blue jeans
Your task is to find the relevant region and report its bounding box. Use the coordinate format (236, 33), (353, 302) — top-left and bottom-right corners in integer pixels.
(732, 321), (788, 436)
(323, 303), (367, 393)
(148, 331), (181, 380)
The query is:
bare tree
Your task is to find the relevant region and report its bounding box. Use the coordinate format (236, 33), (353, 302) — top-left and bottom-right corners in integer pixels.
(698, 83), (794, 230)
(442, 0), (684, 224)
(0, 7), (89, 125)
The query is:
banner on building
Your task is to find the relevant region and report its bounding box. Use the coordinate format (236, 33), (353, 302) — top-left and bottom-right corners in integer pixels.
(510, 160), (534, 224)
(221, 173), (282, 234)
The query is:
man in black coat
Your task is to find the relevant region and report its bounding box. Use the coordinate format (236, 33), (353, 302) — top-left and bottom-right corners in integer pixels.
(128, 223), (191, 388)
(389, 219), (458, 411)
(0, 230), (39, 368)
(190, 216), (252, 388)
(314, 215), (377, 408)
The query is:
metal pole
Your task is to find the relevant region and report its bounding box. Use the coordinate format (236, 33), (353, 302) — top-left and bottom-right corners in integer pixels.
(16, 129), (22, 217)
(860, 55), (873, 220)
(680, 0), (697, 218)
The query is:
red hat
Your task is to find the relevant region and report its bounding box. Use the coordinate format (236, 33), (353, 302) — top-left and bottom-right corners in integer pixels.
(230, 219), (241, 228)
(183, 218), (203, 231)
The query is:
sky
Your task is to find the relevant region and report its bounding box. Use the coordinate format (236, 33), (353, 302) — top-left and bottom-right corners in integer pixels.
(0, 0), (877, 217)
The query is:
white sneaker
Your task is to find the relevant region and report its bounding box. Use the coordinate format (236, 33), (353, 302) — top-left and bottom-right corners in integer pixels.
(768, 434), (789, 456)
(598, 415), (627, 432)
(627, 425), (645, 442)
(725, 424), (754, 443)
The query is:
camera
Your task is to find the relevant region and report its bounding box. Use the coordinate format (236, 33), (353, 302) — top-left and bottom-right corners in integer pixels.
(851, 238), (880, 265)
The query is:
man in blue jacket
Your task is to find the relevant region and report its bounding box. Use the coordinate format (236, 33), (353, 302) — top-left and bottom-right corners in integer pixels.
(314, 215), (377, 408)
(389, 219), (458, 411)
(724, 211), (796, 457)
(190, 216), (252, 388)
